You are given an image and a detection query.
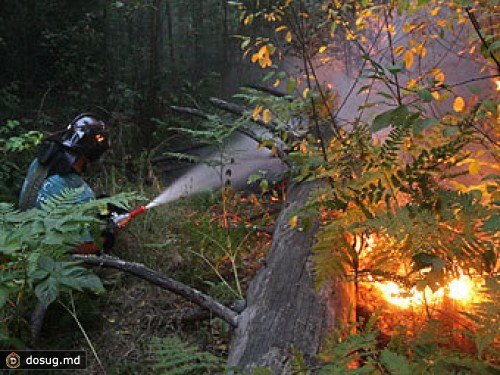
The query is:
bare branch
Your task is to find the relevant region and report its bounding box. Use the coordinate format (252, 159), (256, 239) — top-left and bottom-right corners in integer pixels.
(243, 85), (289, 98)
(465, 7), (500, 73)
(170, 105), (212, 120)
(73, 254), (239, 327)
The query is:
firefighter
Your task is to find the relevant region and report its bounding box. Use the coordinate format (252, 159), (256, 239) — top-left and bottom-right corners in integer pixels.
(19, 113), (112, 253)
(19, 113), (113, 344)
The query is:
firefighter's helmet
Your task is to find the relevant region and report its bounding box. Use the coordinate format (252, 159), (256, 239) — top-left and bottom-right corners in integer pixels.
(61, 113), (110, 161)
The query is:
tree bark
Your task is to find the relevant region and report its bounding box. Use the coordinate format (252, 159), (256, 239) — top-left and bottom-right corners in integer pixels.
(227, 180), (354, 373)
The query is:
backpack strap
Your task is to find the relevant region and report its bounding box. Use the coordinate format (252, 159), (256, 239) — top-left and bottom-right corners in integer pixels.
(18, 161), (49, 210)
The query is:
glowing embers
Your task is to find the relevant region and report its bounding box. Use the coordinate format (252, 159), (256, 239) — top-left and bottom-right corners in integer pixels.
(373, 273), (483, 310)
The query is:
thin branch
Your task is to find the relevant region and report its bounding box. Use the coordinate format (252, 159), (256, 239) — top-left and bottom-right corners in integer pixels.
(383, 8), (402, 105)
(35, 86), (52, 128)
(72, 254), (239, 327)
(227, 224), (275, 235)
(243, 85), (289, 98)
(465, 7), (500, 73)
(447, 74), (500, 89)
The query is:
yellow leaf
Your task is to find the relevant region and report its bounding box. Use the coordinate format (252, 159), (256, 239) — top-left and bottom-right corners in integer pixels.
(453, 97), (465, 113)
(260, 54), (272, 68)
(275, 25), (287, 32)
(404, 138), (411, 149)
(273, 78), (280, 87)
(251, 53), (259, 63)
(469, 45), (476, 54)
(346, 29), (356, 40)
(303, 88), (310, 99)
(289, 215), (298, 229)
(431, 91), (440, 100)
(253, 105), (263, 121)
(469, 160), (480, 175)
(435, 72), (445, 86)
(394, 45), (406, 56)
(319, 46), (327, 53)
(416, 44), (427, 58)
(407, 79), (417, 88)
(430, 7), (440, 16)
(404, 51), (414, 69)
(286, 31), (292, 43)
(437, 19), (446, 27)
(262, 109), (271, 124)
(385, 24), (395, 34)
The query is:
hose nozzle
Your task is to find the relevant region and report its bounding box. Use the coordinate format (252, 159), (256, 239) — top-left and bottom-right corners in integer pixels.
(112, 206), (147, 228)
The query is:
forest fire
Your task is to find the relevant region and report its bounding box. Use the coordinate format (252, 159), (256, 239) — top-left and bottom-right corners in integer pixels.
(374, 274), (483, 309)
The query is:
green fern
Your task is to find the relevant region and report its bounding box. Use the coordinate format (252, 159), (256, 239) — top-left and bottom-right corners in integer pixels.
(150, 336), (225, 375)
(311, 110), (496, 292)
(0, 189), (138, 345)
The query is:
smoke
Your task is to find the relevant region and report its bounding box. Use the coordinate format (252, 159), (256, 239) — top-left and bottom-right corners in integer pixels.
(148, 9), (496, 209)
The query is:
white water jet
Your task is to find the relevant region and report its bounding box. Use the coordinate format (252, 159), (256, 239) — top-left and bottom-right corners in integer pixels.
(146, 132), (286, 209)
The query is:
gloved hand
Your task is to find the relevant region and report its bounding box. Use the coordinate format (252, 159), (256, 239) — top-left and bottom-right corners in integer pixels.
(97, 200), (127, 253)
(100, 225), (116, 253)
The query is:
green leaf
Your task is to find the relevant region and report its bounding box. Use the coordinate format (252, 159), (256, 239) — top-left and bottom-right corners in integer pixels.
(372, 106), (409, 131)
(263, 71), (275, 82)
(357, 85), (371, 94)
(59, 267), (103, 291)
(35, 277), (58, 308)
(386, 63), (404, 74)
(417, 89), (433, 103)
(482, 215), (499, 232)
(380, 350), (411, 375)
(0, 287), (10, 310)
(30, 270), (50, 282)
(443, 126), (458, 137)
(488, 41), (500, 53)
(286, 78), (296, 94)
(467, 85), (481, 95)
(38, 256), (56, 272)
(413, 118), (439, 134)
(372, 109), (396, 131)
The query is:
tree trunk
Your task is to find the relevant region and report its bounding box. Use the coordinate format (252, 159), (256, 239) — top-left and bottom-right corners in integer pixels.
(228, 180), (354, 374)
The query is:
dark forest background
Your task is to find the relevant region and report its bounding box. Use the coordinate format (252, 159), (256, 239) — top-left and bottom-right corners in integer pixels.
(0, 0), (259, 155)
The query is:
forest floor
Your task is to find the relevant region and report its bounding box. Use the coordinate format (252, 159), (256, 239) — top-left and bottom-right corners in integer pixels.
(36, 187), (279, 374)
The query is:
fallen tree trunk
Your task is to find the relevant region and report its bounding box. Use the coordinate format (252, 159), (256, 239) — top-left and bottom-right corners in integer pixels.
(227, 180), (354, 373)
(72, 254), (239, 327)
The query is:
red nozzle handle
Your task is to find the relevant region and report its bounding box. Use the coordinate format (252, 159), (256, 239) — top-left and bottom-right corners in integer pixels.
(129, 205), (147, 219)
(115, 206), (147, 228)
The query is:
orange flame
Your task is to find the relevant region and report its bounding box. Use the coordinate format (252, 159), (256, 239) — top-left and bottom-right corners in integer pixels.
(375, 274), (482, 309)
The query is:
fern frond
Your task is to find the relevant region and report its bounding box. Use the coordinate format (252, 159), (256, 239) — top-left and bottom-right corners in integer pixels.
(150, 336), (225, 375)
